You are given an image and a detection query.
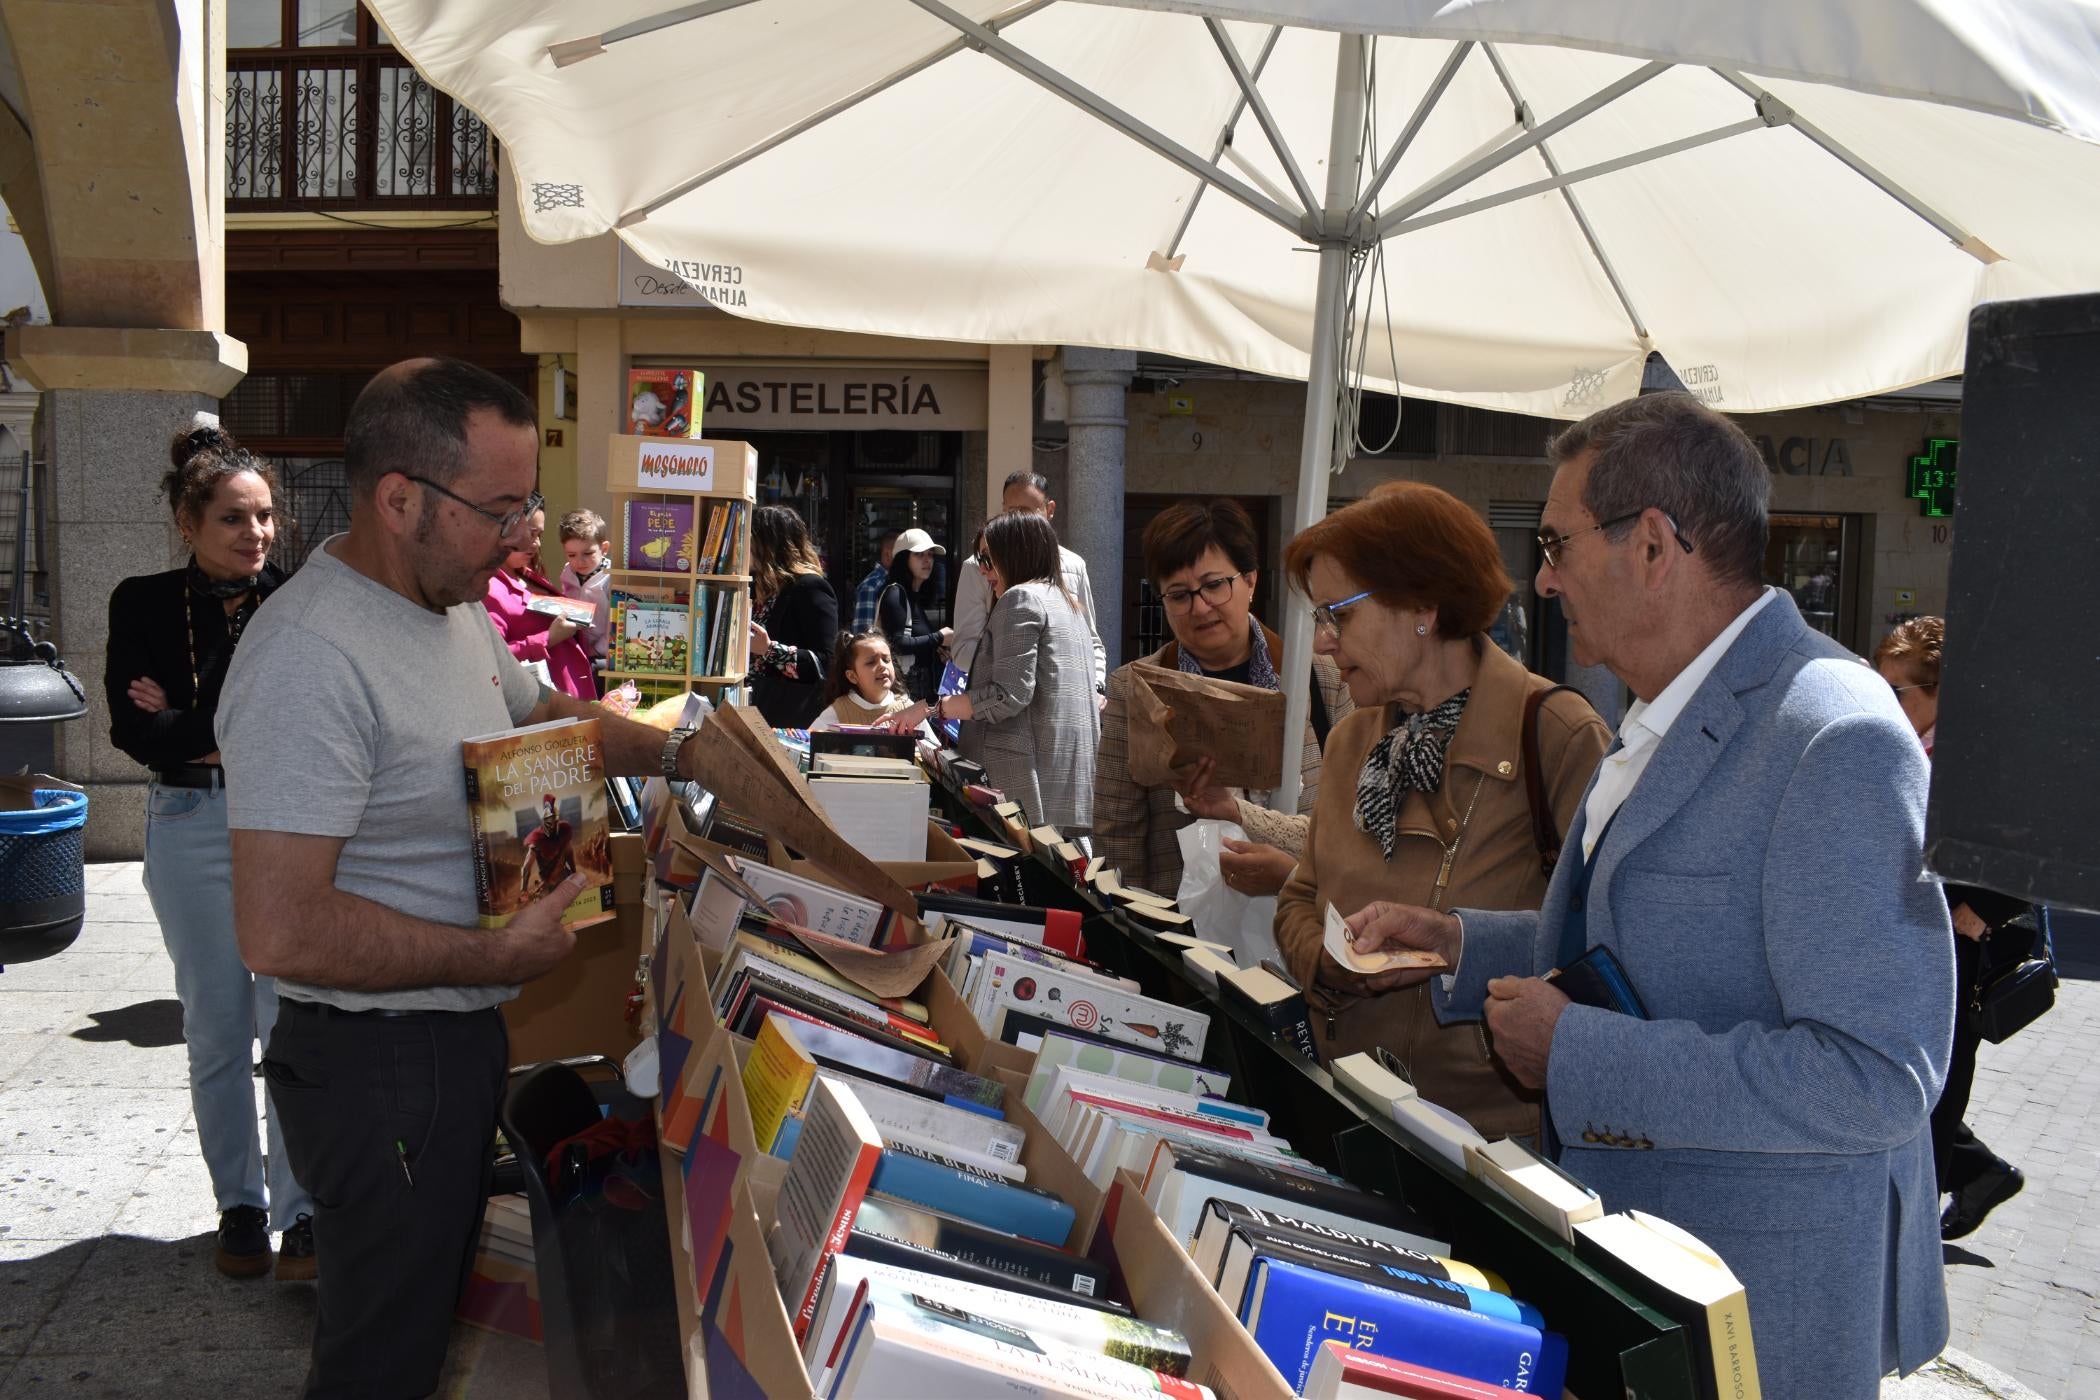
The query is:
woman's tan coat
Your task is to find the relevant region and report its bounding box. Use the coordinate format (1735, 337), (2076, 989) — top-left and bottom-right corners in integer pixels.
(1273, 641), (1611, 1141)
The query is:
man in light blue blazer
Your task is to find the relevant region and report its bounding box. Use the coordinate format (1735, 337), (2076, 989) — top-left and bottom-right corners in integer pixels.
(1347, 393), (1953, 1397)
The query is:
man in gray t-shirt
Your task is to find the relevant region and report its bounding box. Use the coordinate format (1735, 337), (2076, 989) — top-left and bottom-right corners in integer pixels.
(222, 540), (540, 1012)
(220, 359), (721, 1398)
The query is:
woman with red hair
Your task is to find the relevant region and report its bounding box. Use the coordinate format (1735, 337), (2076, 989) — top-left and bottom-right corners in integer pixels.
(1274, 482), (1610, 1140)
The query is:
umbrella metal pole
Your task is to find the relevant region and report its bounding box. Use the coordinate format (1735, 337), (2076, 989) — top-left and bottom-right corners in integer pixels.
(1278, 33), (1366, 811)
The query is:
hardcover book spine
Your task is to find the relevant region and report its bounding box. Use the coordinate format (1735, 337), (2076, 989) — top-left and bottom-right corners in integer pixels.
(1246, 1257), (1560, 1394)
(1216, 978), (1317, 1060)
(1220, 1201), (1499, 1294)
(1236, 1233), (1537, 1328)
(1175, 1146), (1425, 1234)
(868, 1151), (1076, 1246)
(462, 757), (496, 928)
(854, 1197), (1105, 1295)
(842, 1229), (1112, 1309)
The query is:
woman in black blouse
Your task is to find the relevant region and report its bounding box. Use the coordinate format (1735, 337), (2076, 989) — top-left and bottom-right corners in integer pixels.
(104, 425), (314, 1281)
(745, 504), (838, 728)
(876, 526), (952, 703)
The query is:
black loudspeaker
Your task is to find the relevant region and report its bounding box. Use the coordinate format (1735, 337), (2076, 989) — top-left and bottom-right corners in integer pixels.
(1926, 292), (2100, 914)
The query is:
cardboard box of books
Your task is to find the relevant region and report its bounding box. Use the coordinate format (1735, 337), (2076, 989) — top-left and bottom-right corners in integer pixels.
(765, 818), (980, 898)
(661, 1033), (1214, 1400)
(990, 1066), (1108, 1252)
(1092, 1169), (1294, 1400)
(651, 855), (1239, 1399)
(655, 1025), (812, 1399)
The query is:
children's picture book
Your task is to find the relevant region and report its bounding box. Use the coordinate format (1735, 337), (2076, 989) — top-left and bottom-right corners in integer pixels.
(619, 600), (690, 675)
(523, 595), (597, 626)
(462, 716), (616, 930)
(625, 500), (698, 572)
(626, 366), (702, 438)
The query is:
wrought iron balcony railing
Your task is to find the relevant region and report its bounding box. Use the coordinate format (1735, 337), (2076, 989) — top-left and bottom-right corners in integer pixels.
(228, 54), (496, 210)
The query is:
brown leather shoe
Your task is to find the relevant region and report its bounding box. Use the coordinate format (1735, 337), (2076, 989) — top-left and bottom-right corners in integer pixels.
(274, 1213), (317, 1281)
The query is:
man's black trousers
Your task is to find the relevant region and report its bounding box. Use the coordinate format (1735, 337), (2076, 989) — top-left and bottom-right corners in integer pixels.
(264, 998), (508, 1399)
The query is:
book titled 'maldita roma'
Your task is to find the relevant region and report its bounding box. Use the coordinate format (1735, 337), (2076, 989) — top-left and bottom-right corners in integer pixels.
(463, 716), (616, 931)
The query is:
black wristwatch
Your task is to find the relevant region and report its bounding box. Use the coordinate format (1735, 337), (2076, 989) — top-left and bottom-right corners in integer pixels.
(660, 725), (696, 778)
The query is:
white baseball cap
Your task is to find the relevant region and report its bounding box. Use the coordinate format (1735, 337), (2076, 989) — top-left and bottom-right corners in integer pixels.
(892, 527), (945, 556)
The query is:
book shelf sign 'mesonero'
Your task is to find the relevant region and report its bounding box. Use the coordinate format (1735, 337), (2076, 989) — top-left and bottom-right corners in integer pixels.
(636, 440), (716, 494)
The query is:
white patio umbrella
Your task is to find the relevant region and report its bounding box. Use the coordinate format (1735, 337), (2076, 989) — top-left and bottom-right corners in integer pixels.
(368, 0), (2100, 801)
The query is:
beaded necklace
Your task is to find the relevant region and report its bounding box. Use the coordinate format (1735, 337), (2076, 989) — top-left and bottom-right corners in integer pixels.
(183, 561), (262, 702)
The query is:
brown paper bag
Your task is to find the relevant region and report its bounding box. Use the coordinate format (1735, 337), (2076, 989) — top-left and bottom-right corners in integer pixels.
(1124, 662), (1286, 791)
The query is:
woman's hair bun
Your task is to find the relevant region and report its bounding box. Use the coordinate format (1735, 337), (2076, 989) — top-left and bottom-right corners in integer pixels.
(170, 424), (234, 472)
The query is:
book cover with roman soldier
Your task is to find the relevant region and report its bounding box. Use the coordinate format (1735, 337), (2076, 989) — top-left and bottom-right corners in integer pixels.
(463, 716), (616, 931)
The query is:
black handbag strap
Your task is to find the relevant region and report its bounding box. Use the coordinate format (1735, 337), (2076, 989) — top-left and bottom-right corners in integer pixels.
(1522, 685), (1579, 877)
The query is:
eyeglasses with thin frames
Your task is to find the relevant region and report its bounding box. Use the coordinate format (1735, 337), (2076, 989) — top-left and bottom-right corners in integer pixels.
(406, 475), (543, 540)
(1537, 509), (1694, 570)
(1159, 572), (1247, 614)
(1309, 588), (1374, 637)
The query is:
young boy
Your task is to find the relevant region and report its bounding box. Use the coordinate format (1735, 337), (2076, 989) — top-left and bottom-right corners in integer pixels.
(558, 508), (613, 688)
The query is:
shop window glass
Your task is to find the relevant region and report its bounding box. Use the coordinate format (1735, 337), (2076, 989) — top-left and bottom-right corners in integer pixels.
(1766, 514), (1847, 639)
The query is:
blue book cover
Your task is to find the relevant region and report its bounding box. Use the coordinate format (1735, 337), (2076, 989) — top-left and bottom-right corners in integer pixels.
(866, 1147), (1074, 1248)
(1242, 1254), (1567, 1395)
(936, 660), (968, 743)
(771, 1118), (1075, 1247)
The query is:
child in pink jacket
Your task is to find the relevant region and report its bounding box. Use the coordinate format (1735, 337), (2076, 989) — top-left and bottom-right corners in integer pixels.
(481, 507), (597, 699)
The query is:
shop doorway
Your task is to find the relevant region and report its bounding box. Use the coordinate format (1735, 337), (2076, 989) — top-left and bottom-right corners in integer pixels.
(1766, 514), (1862, 650)
(739, 430), (963, 622)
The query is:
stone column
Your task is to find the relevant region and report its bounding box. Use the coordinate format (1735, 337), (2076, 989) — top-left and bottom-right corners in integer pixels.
(1057, 346), (1135, 675)
(10, 327), (247, 859)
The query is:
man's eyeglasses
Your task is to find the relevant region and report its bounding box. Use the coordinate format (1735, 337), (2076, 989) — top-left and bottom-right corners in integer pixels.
(1309, 588), (1374, 636)
(1159, 572), (1246, 614)
(406, 475), (543, 539)
(1537, 509), (1694, 570)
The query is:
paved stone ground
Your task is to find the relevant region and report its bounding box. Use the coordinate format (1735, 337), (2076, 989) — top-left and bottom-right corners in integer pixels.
(0, 863), (547, 1399)
(4, 866), (2088, 1397)
(1929, 908), (2100, 1400)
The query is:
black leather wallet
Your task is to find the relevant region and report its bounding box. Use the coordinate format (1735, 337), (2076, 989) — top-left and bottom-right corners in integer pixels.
(1547, 943), (1650, 1019)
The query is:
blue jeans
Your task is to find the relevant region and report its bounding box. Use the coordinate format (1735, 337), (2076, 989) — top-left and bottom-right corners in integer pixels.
(143, 778), (312, 1229)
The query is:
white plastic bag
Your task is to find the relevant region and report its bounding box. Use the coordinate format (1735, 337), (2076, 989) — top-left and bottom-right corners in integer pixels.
(1175, 819), (1282, 968)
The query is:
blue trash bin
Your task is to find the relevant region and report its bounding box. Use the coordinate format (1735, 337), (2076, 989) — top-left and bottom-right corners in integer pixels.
(0, 787), (87, 967)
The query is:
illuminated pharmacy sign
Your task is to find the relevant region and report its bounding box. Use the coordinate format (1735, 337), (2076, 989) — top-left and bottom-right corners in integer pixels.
(1907, 438), (1958, 518)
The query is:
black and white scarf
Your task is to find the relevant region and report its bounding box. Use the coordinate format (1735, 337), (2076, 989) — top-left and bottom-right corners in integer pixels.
(1353, 689), (1471, 861)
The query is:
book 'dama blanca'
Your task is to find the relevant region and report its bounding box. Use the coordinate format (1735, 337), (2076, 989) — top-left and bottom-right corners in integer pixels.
(463, 716), (616, 931)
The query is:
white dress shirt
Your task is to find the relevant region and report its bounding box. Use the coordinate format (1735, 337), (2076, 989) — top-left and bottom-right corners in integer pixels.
(1580, 587), (1776, 858)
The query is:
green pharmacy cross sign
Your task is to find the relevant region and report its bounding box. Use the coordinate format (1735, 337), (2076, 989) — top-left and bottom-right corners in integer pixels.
(1908, 438), (1958, 518)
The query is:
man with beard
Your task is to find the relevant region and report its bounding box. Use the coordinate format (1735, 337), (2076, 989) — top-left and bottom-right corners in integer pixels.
(218, 358), (727, 1398)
